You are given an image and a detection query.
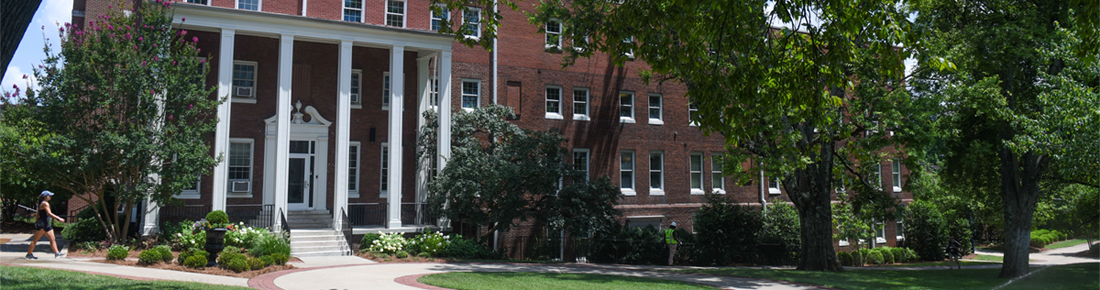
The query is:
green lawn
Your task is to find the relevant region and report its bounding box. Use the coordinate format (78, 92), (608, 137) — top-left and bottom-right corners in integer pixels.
(972, 255), (1036, 262)
(1046, 239), (1088, 249)
(880, 260), (995, 267)
(418, 272), (713, 290)
(0, 266), (252, 290)
(676, 263), (1099, 290)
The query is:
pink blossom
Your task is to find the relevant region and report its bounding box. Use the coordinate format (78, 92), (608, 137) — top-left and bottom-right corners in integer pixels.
(189, 104), (193, 109)
(142, 61), (147, 66)
(153, 56), (159, 61)
(133, 45), (138, 49)
(168, 114), (173, 120)
(199, 59), (205, 64)
(173, 61), (177, 65)
(138, 37), (143, 41)
(22, 74), (28, 79)
(181, 17), (186, 22)
(153, 43), (157, 47)
(192, 37), (198, 43)
(109, 25), (114, 30)
(181, 30), (187, 36)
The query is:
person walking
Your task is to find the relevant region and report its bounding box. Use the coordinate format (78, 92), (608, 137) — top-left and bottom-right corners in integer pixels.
(665, 222), (680, 266)
(26, 190), (65, 259)
(946, 236), (962, 269)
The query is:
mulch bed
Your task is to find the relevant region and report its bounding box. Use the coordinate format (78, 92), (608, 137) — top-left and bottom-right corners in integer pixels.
(356, 252), (450, 263)
(66, 247), (300, 279)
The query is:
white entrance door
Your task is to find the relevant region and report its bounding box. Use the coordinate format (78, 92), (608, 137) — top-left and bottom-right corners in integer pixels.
(288, 140), (315, 211)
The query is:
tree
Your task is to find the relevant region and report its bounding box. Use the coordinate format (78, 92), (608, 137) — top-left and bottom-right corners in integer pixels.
(431, 0), (920, 271)
(418, 105), (621, 242)
(911, 0), (1099, 278)
(0, 116), (62, 222)
(3, 0), (220, 243)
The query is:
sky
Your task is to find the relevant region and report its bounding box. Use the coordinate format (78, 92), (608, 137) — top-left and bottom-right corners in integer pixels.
(2, 0), (72, 95)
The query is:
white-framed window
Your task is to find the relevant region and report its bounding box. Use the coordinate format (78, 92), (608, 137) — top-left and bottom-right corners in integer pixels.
(573, 88), (589, 121)
(619, 91), (634, 123)
(711, 154), (725, 194)
(768, 174), (781, 194)
(648, 94), (663, 125)
(892, 158), (902, 192)
(431, 4), (449, 31)
(350, 70), (362, 107)
(343, 0), (362, 22)
(573, 148), (589, 183)
(875, 221), (886, 244)
(837, 174), (848, 193)
(232, 61), (257, 103)
(186, 0), (209, 5)
(545, 19), (562, 49)
(875, 163), (883, 189)
(620, 150), (635, 195)
(429, 77), (440, 107)
(228, 139), (253, 194)
(348, 142), (361, 197)
(896, 217), (906, 241)
(463, 7), (481, 39)
(689, 102), (699, 126)
(573, 33), (590, 52)
(461, 80), (480, 109)
(382, 72), (391, 110)
(545, 86), (562, 119)
(649, 151), (664, 195)
(689, 153), (703, 195)
(623, 36), (635, 59)
(380, 143), (389, 198)
(385, 0), (406, 27)
(237, 0), (259, 11)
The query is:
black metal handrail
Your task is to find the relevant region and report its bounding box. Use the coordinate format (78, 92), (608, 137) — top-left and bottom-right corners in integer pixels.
(279, 209), (291, 240)
(340, 208), (354, 254)
(347, 203), (386, 226)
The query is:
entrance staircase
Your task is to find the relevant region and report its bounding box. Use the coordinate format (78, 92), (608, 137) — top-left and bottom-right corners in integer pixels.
(287, 210), (351, 257)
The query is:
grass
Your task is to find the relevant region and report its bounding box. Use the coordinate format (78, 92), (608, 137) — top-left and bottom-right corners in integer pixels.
(0, 265), (253, 290)
(676, 262), (1098, 290)
(1046, 239), (1088, 250)
(972, 255), (1035, 262)
(880, 260), (995, 267)
(418, 272), (713, 290)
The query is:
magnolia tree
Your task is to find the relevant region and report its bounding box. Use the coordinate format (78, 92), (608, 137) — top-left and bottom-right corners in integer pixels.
(1, 0), (220, 242)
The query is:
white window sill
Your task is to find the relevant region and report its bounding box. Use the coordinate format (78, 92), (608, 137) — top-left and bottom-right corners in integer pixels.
(462, 107), (476, 112)
(649, 119), (663, 125)
(546, 112), (563, 120)
(620, 117), (635, 123)
(573, 115), (590, 121)
(690, 188), (705, 195)
(839, 240), (850, 247)
(545, 44), (561, 50)
(351, 104), (363, 109)
(893, 187), (902, 193)
(232, 97), (257, 104)
(464, 35), (480, 40)
(175, 192), (201, 200)
(711, 188), (726, 195)
(896, 236), (905, 242)
(650, 189), (665, 196)
(768, 188), (781, 195)
(349, 191), (360, 199)
(621, 188), (636, 196)
(689, 122), (698, 127)
(382, 105), (390, 111)
(876, 237), (887, 244)
(227, 192), (252, 199)
(380, 190), (388, 199)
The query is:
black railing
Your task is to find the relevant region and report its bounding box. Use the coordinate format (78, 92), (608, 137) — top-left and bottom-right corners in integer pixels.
(402, 202), (437, 226)
(347, 203), (386, 226)
(278, 209), (290, 240)
(159, 204), (211, 225)
(340, 208), (354, 254)
(226, 204), (274, 230)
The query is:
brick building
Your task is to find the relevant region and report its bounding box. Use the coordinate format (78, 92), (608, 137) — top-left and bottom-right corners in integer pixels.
(70, 0), (911, 256)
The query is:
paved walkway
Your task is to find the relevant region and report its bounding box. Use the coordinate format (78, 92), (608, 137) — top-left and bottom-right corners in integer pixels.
(3, 232), (1097, 290)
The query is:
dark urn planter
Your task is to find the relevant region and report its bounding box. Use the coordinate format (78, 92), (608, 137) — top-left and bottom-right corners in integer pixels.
(205, 228), (228, 267)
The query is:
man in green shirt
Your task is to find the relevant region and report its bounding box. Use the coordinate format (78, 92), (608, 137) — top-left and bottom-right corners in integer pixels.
(665, 222), (680, 266)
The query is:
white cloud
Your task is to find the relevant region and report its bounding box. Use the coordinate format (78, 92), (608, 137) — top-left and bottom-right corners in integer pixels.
(36, 0), (73, 29)
(1, 66), (38, 97)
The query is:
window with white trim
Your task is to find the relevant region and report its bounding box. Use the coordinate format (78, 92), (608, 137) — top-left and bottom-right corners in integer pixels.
(892, 158), (902, 192)
(385, 0), (405, 27)
(623, 36), (635, 59)
(649, 151), (663, 195)
(573, 148), (589, 183)
(348, 142), (360, 196)
(350, 70), (362, 106)
(648, 94), (662, 125)
(343, 0), (362, 22)
(382, 72), (391, 110)
(232, 61), (256, 100)
(237, 0), (258, 11)
(896, 217), (906, 240)
(187, 0), (209, 4)
(875, 221), (886, 244)
(689, 102), (699, 126)
(429, 77), (440, 107)
(768, 175), (781, 194)
(228, 139), (253, 193)
(545, 19), (562, 49)
(431, 4), (449, 31)
(380, 143), (389, 198)
(711, 154), (724, 193)
(619, 91), (634, 123)
(573, 88), (589, 120)
(875, 163), (883, 189)
(620, 150), (635, 194)
(463, 7), (481, 39)
(689, 153), (703, 194)
(837, 174), (848, 193)
(545, 86), (562, 119)
(461, 80), (480, 109)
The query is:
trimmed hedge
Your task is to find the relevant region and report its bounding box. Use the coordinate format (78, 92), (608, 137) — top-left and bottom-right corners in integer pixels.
(106, 245), (129, 261)
(866, 250), (885, 265)
(838, 251), (854, 266)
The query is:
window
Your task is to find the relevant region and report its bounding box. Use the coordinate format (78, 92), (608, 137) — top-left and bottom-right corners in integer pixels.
(349, 143), (360, 196)
(875, 221), (886, 244)
(690, 153), (703, 194)
(573, 149), (589, 183)
(896, 218), (906, 240)
(461, 80), (480, 109)
(382, 72), (391, 110)
(343, 0), (362, 22)
(380, 143), (389, 198)
(463, 7), (481, 39)
(619, 91), (634, 123)
(385, 0), (405, 27)
(689, 102), (699, 126)
(545, 86), (562, 119)
(711, 154), (724, 193)
(875, 163), (883, 189)
(237, 0), (258, 11)
(228, 139), (253, 193)
(545, 19), (562, 49)
(431, 5), (448, 31)
(649, 152), (663, 194)
(429, 77), (440, 107)
(187, 0), (209, 4)
(232, 61), (256, 99)
(623, 36), (635, 59)
(620, 150), (635, 194)
(573, 88), (589, 120)
(350, 70), (362, 106)
(837, 174), (848, 193)
(768, 175), (780, 194)
(648, 94), (662, 125)
(892, 159), (902, 192)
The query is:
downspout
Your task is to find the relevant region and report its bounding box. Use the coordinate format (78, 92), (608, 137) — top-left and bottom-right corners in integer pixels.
(301, 0), (307, 16)
(492, 0), (499, 104)
(760, 167), (767, 216)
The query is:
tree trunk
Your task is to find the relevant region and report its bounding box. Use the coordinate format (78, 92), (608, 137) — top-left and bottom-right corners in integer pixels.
(998, 149), (1044, 278)
(788, 141), (844, 272)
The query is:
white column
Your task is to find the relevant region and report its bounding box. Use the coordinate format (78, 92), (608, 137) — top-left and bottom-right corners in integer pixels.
(386, 45), (405, 229)
(437, 50), (452, 228)
(333, 40), (353, 228)
(141, 183), (160, 236)
(274, 34), (294, 230)
(211, 29), (235, 212)
(414, 53), (432, 206)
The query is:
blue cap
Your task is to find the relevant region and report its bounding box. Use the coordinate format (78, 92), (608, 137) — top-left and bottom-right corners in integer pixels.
(40, 190), (54, 197)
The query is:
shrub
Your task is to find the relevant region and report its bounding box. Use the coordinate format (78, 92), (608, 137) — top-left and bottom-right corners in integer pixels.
(61, 217), (108, 243)
(360, 233), (381, 252)
(889, 247), (909, 263)
(250, 232), (291, 257)
(259, 255), (275, 266)
(152, 245), (173, 263)
(137, 249), (161, 265)
(78, 241), (100, 252)
(222, 246), (242, 255)
(838, 251), (854, 266)
(184, 255), (207, 269)
(437, 235), (500, 260)
(395, 250), (409, 259)
(223, 256), (250, 273)
(218, 251), (247, 269)
(410, 231), (450, 256)
(866, 250), (885, 265)
(266, 253), (289, 265)
(586, 224), (665, 265)
(177, 249), (193, 265)
(205, 210), (230, 225)
(225, 223), (267, 249)
(905, 200), (949, 261)
(247, 257), (265, 270)
(171, 224), (206, 251)
(851, 249), (864, 266)
(106, 245), (129, 261)
(418, 252), (431, 258)
(857, 248), (872, 266)
(759, 201), (801, 266)
(1030, 236), (1048, 248)
(877, 248), (895, 264)
(692, 195), (764, 266)
(368, 232), (409, 254)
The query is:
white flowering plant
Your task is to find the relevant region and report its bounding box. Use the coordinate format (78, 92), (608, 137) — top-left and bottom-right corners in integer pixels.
(224, 222), (269, 248)
(172, 227), (205, 251)
(410, 230), (450, 256)
(367, 232), (409, 254)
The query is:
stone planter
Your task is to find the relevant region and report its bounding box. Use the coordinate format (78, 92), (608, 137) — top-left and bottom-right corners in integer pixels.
(204, 228), (228, 267)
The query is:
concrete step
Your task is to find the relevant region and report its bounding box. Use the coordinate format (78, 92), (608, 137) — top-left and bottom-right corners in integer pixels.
(292, 249), (351, 257)
(288, 228), (350, 257)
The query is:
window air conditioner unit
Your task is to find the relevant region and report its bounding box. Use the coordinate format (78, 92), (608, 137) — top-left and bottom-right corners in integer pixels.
(350, 93), (360, 104)
(230, 180), (250, 192)
(235, 86), (254, 97)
